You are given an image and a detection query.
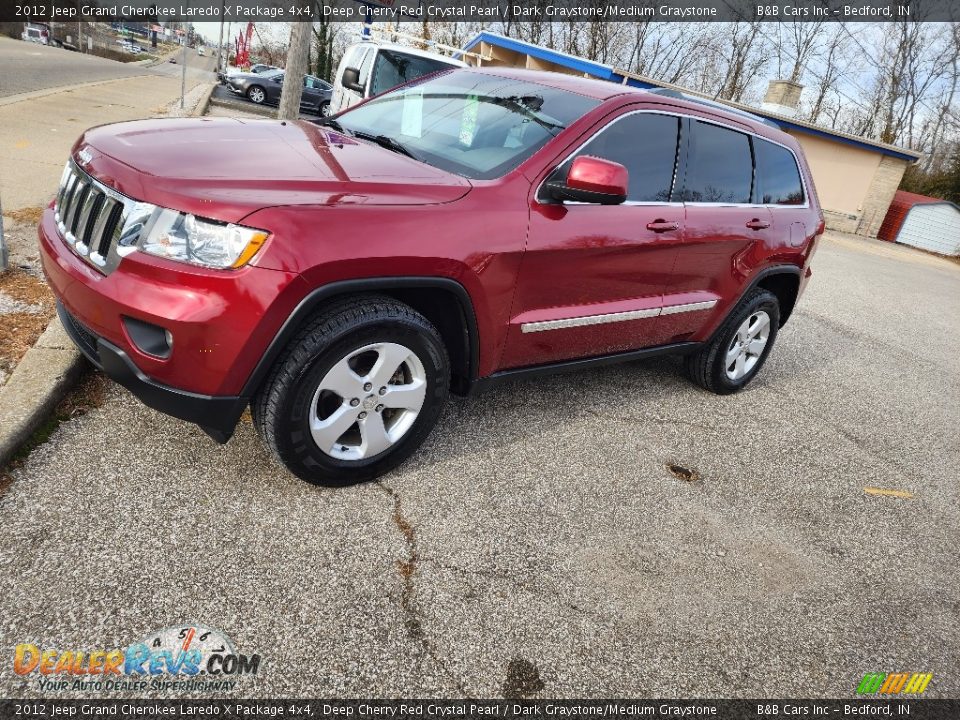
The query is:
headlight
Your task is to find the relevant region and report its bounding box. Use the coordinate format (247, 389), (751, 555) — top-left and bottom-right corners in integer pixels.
(138, 208), (269, 269)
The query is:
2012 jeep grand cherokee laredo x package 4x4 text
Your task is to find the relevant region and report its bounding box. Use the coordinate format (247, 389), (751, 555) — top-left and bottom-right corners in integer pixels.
(39, 68), (823, 485)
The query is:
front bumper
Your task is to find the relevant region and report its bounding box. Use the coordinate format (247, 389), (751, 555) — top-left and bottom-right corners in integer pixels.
(39, 204), (304, 443)
(57, 302), (246, 443)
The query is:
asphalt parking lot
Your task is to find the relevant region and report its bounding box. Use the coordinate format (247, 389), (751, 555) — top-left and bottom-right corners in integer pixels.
(0, 232), (958, 698)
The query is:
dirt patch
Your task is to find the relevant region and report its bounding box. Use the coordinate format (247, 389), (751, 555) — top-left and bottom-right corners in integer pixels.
(0, 269), (56, 379)
(0, 313), (50, 374)
(667, 463), (701, 482)
(3, 206), (44, 225)
(502, 658), (545, 698)
(0, 268), (54, 308)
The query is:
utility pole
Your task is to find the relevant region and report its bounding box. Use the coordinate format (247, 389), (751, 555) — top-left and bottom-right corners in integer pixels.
(278, 19), (311, 120)
(180, 33), (187, 109)
(216, 0), (225, 75)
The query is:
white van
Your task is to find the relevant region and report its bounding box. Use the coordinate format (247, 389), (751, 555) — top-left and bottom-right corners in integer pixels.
(329, 41), (465, 115)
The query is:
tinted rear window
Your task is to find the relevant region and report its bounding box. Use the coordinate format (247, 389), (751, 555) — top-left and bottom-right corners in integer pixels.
(681, 121), (753, 203)
(755, 138), (804, 205)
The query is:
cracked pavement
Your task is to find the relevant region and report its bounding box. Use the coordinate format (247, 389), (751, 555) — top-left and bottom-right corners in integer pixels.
(0, 232), (958, 698)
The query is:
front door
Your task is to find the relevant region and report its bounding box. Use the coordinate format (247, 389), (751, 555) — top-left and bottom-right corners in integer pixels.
(501, 110), (686, 369)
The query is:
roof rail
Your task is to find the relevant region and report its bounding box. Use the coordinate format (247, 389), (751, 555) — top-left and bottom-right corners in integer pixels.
(646, 88), (781, 130)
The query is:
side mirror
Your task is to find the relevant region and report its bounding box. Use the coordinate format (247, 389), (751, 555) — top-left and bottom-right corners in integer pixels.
(546, 155), (628, 205)
(341, 66), (363, 92)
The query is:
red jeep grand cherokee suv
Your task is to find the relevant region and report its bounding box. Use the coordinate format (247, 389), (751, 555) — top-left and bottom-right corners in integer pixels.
(39, 68), (822, 485)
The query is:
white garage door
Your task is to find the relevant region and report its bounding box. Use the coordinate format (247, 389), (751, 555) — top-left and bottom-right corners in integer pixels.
(897, 203), (960, 256)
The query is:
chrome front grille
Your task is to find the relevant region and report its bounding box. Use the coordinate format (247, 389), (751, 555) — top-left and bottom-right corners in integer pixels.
(54, 162), (138, 274)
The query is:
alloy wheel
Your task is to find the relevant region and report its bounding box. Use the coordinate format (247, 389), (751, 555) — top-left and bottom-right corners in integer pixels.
(309, 342), (427, 461)
(725, 310), (771, 381)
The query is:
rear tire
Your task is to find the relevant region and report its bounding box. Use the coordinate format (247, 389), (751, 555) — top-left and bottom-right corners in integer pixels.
(684, 288), (780, 394)
(252, 296), (450, 486)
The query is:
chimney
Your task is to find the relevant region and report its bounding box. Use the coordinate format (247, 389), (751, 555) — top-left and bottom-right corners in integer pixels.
(761, 79), (803, 118)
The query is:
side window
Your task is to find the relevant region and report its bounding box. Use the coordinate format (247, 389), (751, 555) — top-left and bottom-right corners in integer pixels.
(567, 113), (680, 202)
(357, 49), (375, 90)
(681, 121), (753, 204)
(755, 138), (804, 205)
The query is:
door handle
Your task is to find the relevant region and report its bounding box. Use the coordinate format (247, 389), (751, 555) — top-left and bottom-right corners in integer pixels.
(746, 218), (771, 230)
(646, 219), (679, 233)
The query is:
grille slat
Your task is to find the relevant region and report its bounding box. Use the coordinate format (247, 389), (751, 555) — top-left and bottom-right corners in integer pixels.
(67, 182), (89, 236)
(91, 198), (121, 258)
(53, 161), (135, 274)
(75, 189), (102, 250)
(58, 173), (79, 226)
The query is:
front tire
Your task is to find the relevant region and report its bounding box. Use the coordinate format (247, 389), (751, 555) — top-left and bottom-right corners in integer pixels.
(246, 85), (266, 104)
(252, 296), (450, 486)
(319, 101), (331, 117)
(684, 288), (780, 394)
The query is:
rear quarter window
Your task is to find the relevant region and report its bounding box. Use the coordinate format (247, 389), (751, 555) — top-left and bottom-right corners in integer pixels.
(755, 139), (805, 205)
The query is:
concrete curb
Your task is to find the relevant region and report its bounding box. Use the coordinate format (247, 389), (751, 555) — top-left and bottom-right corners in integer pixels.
(0, 317), (85, 468)
(208, 94), (277, 118)
(193, 83), (217, 117)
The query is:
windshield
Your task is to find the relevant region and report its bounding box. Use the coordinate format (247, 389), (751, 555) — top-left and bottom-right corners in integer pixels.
(370, 50), (458, 96)
(334, 71), (599, 180)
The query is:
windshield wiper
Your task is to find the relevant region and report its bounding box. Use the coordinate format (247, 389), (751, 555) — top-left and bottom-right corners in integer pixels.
(353, 131), (421, 161)
(315, 117), (350, 134)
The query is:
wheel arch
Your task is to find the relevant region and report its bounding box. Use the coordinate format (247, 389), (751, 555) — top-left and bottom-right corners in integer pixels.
(753, 266), (802, 326)
(241, 277), (479, 399)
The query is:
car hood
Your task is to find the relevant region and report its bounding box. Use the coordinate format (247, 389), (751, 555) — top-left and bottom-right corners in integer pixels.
(74, 117), (472, 224)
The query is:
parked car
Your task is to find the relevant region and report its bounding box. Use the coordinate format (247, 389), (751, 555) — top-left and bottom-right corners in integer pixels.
(226, 70), (332, 115)
(197, 47), (205, 56)
(218, 64), (280, 84)
(330, 41), (465, 115)
(39, 68), (823, 486)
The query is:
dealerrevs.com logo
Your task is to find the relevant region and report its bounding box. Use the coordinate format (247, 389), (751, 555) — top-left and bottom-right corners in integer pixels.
(13, 624), (260, 693)
(856, 672), (933, 695)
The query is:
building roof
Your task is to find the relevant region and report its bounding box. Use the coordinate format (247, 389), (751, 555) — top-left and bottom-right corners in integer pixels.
(463, 31), (922, 163)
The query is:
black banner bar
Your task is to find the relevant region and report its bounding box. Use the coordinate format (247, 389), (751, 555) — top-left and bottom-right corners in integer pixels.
(3, 0), (960, 24)
(2, 699), (960, 719)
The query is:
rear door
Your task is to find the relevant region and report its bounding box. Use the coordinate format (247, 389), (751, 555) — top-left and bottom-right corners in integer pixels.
(501, 110), (686, 369)
(663, 117), (773, 343)
(301, 76), (328, 111)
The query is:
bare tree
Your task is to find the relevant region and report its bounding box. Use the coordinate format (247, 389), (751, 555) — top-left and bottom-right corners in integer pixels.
(278, 20), (311, 120)
(712, 21), (772, 102)
(805, 25), (849, 125)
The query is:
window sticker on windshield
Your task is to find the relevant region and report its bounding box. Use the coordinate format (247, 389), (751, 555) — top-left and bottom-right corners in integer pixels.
(400, 89), (423, 138)
(459, 94), (480, 146)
